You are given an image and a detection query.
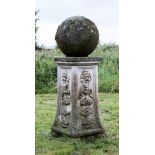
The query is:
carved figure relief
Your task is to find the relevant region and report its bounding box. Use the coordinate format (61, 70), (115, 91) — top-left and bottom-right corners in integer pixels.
(79, 71), (94, 129)
(60, 117), (69, 128)
(80, 107), (93, 117)
(61, 73), (71, 105)
(60, 73), (71, 128)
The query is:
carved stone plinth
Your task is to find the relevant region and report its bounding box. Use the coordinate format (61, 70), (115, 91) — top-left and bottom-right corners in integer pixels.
(51, 57), (105, 137)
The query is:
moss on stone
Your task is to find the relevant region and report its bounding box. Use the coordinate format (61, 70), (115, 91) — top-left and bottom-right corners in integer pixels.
(55, 16), (99, 57)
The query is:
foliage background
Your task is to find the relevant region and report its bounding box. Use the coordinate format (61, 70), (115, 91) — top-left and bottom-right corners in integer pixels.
(35, 43), (119, 94)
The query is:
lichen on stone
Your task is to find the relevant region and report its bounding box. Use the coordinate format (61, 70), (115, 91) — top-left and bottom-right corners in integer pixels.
(55, 16), (99, 57)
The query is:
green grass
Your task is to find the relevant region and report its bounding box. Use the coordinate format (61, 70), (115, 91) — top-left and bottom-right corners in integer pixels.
(35, 93), (119, 155)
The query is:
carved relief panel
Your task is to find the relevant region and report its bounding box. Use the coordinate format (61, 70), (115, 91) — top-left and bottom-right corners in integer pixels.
(78, 70), (95, 129)
(59, 72), (71, 128)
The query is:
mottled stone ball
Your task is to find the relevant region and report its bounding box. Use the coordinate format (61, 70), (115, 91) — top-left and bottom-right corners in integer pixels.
(55, 16), (99, 57)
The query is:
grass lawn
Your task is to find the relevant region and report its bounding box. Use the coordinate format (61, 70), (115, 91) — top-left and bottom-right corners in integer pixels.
(35, 93), (119, 155)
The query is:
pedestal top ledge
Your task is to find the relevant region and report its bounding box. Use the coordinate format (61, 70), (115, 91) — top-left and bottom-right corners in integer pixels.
(54, 57), (102, 66)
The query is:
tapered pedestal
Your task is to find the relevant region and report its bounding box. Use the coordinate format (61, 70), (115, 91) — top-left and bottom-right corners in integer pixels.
(51, 57), (104, 137)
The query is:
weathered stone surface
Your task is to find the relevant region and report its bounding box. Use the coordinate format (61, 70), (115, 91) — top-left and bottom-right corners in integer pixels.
(52, 57), (104, 137)
(55, 16), (99, 57)
(54, 57), (102, 62)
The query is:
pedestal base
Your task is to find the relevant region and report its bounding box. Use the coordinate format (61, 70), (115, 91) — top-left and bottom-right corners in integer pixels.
(52, 126), (104, 138)
(51, 57), (105, 137)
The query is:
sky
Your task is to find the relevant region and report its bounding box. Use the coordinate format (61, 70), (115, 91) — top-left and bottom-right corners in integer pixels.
(36, 0), (119, 47)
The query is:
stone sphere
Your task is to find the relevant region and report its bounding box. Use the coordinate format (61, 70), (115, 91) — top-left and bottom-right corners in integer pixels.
(55, 16), (99, 57)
